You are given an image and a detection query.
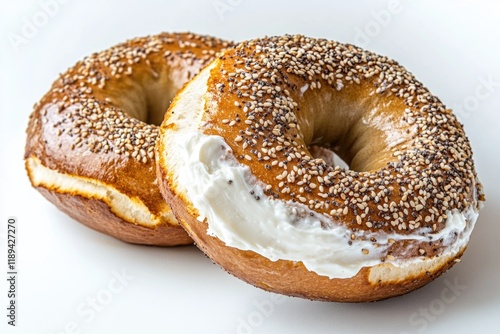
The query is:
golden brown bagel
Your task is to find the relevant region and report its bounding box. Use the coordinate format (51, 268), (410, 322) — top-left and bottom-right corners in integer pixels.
(156, 35), (484, 301)
(25, 32), (233, 246)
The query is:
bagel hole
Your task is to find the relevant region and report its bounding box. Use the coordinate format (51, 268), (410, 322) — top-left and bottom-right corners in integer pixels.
(113, 83), (176, 127)
(144, 83), (177, 126)
(309, 145), (349, 169)
(117, 70), (190, 126)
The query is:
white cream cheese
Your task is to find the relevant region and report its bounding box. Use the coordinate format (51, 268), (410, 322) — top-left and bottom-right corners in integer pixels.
(172, 130), (479, 279)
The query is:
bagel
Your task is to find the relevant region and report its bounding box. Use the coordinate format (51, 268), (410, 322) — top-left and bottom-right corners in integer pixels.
(25, 32), (233, 246)
(156, 35), (485, 301)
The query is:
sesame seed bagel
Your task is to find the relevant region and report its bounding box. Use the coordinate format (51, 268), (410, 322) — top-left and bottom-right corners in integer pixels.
(157, 35), (485, 301)
(25, 32), (233, 246)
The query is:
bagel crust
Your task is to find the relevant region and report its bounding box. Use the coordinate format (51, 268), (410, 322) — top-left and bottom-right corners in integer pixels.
(157, 35), (484, 300)
(25, 32), (233, 246)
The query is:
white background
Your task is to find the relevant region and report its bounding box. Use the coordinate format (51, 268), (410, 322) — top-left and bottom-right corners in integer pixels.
(1, 1), (499, 333)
